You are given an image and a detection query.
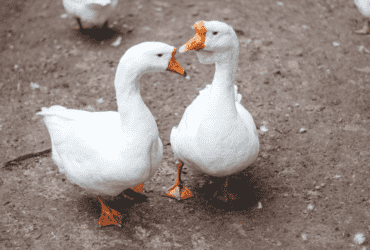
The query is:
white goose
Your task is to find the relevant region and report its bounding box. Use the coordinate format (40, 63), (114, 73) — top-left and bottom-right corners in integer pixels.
(37, 42), (186, 226)
(164, 21), (259, 201)
(62, 0), (118, 29)
(354, 0), (370, 34)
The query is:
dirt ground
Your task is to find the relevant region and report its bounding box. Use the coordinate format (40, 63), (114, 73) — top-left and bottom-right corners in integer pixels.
(1, 0), (370, 249)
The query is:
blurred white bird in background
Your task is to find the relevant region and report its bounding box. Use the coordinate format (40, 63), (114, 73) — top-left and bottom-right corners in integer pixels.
(62, 0), (118, 29)
(354, 0), (370, 34)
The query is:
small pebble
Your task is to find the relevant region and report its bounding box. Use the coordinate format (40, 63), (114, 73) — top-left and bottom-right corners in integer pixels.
(260, 125), (268, 132)
(30, 82), (40, 89)
(111, 36), (122, 47)
(354, 233), (366, 245)
(359, 45), (370, 53)
(257, 202), (262, 209)
(301, 233), (307, 241)
(333, 42), (340, 46)
(299, 128), (307, 133)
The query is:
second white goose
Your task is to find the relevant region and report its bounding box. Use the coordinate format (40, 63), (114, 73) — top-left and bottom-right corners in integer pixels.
(164, 21), (260, 201)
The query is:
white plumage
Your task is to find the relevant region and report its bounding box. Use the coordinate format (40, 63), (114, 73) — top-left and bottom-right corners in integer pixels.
(62, 0), (118, 28)
(164, 21), (259, 200)
(37, 42), (185, 212)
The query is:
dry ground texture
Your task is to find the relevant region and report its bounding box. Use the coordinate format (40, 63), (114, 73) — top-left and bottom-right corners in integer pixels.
(1, 0), (370, 249)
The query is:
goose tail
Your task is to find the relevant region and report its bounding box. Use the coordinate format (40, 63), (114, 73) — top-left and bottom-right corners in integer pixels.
(37, 106), (74, 146)
(37, 105), (68, 116)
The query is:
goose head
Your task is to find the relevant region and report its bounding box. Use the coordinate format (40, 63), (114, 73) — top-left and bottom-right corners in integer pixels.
(116, 42), (186, 79)
(114, 42), (186, 95)
(179, 21), (239, 65)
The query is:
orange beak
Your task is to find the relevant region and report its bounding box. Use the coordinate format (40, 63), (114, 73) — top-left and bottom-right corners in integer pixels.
(182, 21), (207, 52)
(167, 48), (186, 76)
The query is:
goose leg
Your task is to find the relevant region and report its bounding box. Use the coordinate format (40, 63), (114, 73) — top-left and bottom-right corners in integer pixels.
(76, 18), (84, 30)
(164, 162), (193, 200)
(97, 195), (122, 227)
(355, 19), (370, 34)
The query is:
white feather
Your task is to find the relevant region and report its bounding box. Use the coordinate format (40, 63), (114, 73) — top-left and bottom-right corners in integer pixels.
(37, 42), (182, 197)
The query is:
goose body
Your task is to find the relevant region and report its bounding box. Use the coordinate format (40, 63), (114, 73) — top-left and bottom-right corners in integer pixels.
(171, 84), (258, 176)
(62, 0), (118, 28)
(38, 42), (186, 225)
(39, 106), (161, 196)
(165, 21), (259, 200)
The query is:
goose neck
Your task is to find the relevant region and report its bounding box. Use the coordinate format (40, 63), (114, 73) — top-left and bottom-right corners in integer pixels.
(211, 47), (239, 93)
(114, 66), (144, 116)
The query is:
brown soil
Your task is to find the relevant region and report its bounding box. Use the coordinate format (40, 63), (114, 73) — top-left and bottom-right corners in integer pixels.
(1, 0), (370, 249)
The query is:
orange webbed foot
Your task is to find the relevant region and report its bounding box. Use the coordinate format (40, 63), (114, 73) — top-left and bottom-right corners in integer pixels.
(131, 183), (144, 194)
(122, 183), (145, 200)
(355, 26), (370, 34)
(163, 162), (193, 200)
(97, 196), (122, 227)
(165, 182), (193, 200)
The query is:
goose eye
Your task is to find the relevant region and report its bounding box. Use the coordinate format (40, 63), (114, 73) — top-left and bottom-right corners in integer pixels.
(157, 54), (163, 57)
(212, 32), (218, 35)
